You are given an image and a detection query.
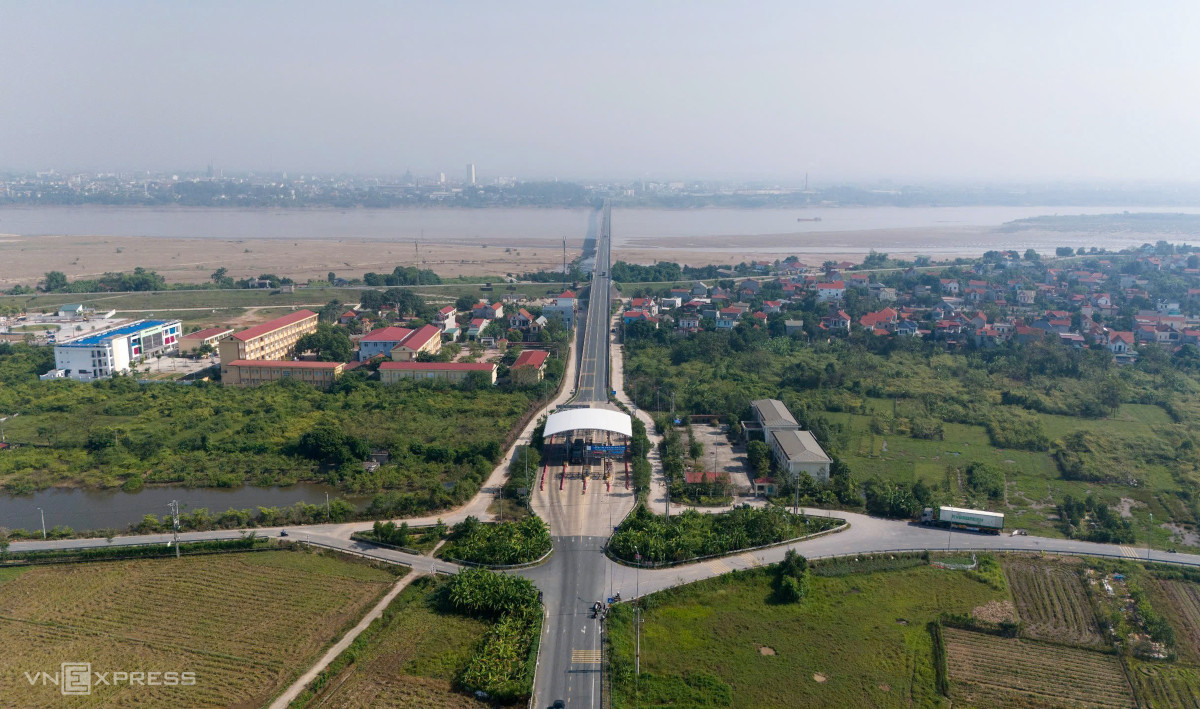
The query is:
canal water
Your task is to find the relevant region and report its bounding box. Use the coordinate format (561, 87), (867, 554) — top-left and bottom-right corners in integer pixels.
(0, 482), (370, 533)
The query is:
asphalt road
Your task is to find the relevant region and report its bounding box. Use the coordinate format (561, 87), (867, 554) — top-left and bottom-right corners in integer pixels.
(525, 202), (640, 709)
(574, 202), (611, 405)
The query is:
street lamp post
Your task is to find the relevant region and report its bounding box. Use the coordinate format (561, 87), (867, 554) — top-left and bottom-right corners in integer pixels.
(37, 507), (46, 540)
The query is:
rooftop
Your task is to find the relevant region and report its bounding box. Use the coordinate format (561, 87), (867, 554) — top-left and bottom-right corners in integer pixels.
(512, 349), (549, 368)
(751, 399), (799, 429)
(63, 319), (174, 347)
(182, 327), (233, 340)
(771, 429), (832, 464)
(360, 326), (414, 342)
(394, 324), (441, 350)
(230, 310), (317, 341)
(543, 407), (632, 439)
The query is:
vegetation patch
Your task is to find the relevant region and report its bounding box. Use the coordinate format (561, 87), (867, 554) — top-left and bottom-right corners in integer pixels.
(443, 569), (542, 704)
(0, 343), (530, 521)
(0, 549), (397, 709)
(810, 551), (928, 577)
(1150, 578), (1200, 664)
(356, 520), (447, 554)
(608, 504), (839, 566)
(438, 515), (551, 567)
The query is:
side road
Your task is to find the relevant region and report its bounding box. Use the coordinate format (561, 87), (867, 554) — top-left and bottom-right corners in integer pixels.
(266, 571), (425, 709)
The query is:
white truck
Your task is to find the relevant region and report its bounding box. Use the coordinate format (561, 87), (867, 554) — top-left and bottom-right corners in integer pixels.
(921, 506), (1004, 535)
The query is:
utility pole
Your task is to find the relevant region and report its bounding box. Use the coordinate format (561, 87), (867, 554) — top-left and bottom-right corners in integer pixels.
(168, 500), (180, 558)
(37, 507), (46, 540)
(634, 545), (641, 696)
(325, 492), (331, 521)
(1147, 512), (1153, 561)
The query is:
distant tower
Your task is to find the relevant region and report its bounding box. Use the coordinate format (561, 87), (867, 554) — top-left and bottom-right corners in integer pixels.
(206, 162), (214, 179)
(467, 163), (476, 186)
(439, 172), (446, 185)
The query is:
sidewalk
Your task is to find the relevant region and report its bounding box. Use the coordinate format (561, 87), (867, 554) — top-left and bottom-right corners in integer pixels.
(609, 314), (669, 514)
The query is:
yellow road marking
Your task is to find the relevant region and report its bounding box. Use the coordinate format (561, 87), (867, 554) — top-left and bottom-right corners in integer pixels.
(707, 559), (731, 574)
(572, 649), (602, 664)
(1119, 545), (1140, 559)
(738, 553), (760, 568)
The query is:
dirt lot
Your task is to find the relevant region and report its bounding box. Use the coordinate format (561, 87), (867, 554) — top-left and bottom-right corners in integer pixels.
(690, 423), (753, 492)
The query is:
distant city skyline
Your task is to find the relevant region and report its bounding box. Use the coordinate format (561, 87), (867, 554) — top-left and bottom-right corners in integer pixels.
(2, 2), (1198, 182)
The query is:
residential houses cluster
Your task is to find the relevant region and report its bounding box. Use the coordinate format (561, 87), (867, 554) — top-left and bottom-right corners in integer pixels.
(623, 247), (1200, 365)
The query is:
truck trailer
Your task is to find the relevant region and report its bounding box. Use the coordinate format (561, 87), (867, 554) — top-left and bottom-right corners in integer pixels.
(921, 506), (1004, 535)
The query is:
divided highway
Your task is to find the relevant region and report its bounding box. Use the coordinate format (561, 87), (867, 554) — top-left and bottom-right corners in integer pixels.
(574, 202), (613, 404)
(527, 201), (635, 709)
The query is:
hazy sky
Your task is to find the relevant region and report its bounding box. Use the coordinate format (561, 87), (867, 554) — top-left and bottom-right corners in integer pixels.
(1, 1), (1198, 182)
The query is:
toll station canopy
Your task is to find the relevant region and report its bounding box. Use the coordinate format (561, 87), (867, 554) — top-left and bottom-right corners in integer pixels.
(542, 408), (632, 439)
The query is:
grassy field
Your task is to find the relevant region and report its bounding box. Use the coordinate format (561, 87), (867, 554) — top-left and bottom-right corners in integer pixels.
(943, 626), (1134, 708)
(607, 562), (1005, 708)
(825, 399), (1179, 541)
(0, 549), (400, 708)
(297, 575), (511, 709)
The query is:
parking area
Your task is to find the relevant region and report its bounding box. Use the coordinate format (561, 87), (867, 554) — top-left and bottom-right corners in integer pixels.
(690, 423), (754, 493)
(136, 354), (218, 380)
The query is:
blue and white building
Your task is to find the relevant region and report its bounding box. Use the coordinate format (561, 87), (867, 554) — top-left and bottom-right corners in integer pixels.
(52, 319), (182, 381)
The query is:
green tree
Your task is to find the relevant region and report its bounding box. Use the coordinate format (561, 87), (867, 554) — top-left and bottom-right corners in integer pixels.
(294, 323), (353, 361)
(746, 440), (772, 475)
(965, 461), (1005, 499)
(42, 271), (69, 292)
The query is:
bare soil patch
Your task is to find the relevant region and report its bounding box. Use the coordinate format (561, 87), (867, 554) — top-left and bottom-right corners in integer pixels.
(972, 599), (1016, 624)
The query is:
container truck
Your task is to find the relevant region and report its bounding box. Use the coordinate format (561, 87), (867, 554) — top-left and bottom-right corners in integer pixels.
(920, 506), (1004, 535)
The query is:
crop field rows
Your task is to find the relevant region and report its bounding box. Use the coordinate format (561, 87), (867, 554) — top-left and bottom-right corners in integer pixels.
(1127, 660), (1200, 708)
(0, 552), (393, 709)
(1156, 579), (1200, 664)
(1003, 558), (1103, 646)
(943, 627), (1134, 709)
